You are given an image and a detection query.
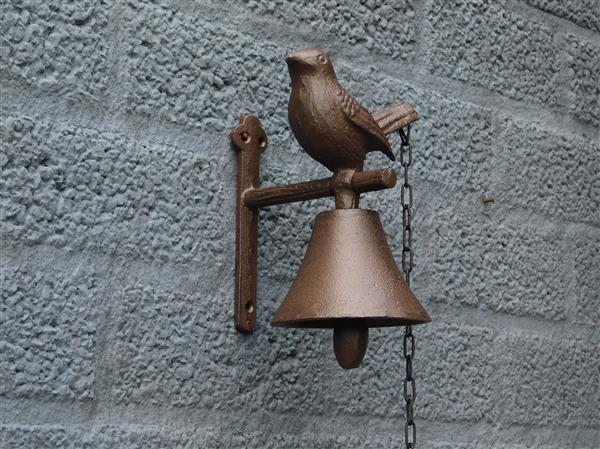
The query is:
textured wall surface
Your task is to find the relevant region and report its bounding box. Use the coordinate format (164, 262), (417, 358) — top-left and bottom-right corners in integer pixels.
(1, 0), (599, 448)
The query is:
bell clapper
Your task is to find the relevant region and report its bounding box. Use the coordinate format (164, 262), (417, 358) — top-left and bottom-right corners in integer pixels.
(333, 323), (369, 369)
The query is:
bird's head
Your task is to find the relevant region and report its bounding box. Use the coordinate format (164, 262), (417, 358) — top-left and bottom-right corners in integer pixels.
(286, 48), (336, 81)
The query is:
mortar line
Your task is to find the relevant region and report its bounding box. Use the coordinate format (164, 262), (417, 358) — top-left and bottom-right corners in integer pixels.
(0, 399), (598, 445)
(406, 0), (433, 72)
(100, 0), (130, 111)
(0, 398), (597, 435)
(0, 81), (212, 151)
(1, 69), (597, 157)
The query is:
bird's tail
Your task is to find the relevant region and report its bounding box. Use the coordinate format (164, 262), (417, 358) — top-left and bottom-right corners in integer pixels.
(372, 101), (418, 136)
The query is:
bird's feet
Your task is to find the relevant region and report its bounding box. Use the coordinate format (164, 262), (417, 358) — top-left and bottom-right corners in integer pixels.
(331, 168), (359, 209)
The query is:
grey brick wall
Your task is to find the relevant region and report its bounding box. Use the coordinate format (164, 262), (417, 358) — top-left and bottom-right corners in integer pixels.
(1, 0), (598, 447)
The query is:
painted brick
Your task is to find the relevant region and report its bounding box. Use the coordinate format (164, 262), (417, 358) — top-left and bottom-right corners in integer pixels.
(0, 425), (220, 449)
(106, 269), (335, 414)
(368, 420), (599, 449)
(419, 200), (569, 321)
(107, 278), (240, 408)
(525, 0), (600, 32)
(408, 94), (495, 195)
(415, 322), (495, 422)
(234, 0), (418, 59)
(106, 260), (494, 422)
(573, 228), (600, 325)
(479, 427), (600, 449)
(495, 119), (600, 225)
(492, 332), (600, 426)
(256, 432), (367, 449)
(0, 425), (406, 449)
(258, 199), (329, 286)
(1, 0), (599, 444)
(563, 34), (600, 126)
(427, 445), (475, 449)
(313, 322), (495, 422)
(0, 113), (231, 267)
(0, 0), (112, 96)
(1, 425), (596, 449)
(119, 1), (290, 134)
(338, 68), (496, 196)
(0, 250), (97, 400)
(425, 0), (559, 108)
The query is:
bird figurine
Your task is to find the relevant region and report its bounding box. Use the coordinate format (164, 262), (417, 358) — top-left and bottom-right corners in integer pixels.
(286, 48), (417, 173)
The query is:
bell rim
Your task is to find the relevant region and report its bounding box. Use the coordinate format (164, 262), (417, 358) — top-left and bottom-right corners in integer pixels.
(271, 315), (431, 329)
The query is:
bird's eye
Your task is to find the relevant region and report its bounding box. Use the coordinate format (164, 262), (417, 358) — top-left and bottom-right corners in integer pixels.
(317, 54), (327, 64)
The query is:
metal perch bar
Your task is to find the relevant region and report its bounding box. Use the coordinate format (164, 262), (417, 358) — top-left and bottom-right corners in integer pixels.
(243, 168), (397, 209)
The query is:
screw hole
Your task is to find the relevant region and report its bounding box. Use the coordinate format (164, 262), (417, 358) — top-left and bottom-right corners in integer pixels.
(258, 136), (266, 148)
(245, 301), (254, 314)
(240, 131), (251, 143)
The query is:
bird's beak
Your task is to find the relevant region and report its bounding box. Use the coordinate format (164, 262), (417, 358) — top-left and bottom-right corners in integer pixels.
(286, 52), (302, 65)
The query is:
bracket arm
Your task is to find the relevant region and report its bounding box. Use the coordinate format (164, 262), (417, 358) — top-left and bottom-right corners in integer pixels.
(243, 168), (396, 209)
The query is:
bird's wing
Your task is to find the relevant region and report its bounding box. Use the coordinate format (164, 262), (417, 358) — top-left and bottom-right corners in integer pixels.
(336, 87), (395, 161)
(372, 101), (418, 135)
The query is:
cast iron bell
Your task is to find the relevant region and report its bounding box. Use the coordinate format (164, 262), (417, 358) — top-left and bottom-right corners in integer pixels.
(272, 208), (430, 369)
(231, 49), (431, 370)
(231, 49), (433, 444)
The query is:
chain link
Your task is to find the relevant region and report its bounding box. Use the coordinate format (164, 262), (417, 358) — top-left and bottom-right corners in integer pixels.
(399, 125), (416, 449)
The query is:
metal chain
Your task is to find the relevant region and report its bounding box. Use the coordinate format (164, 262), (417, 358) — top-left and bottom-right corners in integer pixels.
(399, 125), (416, 449)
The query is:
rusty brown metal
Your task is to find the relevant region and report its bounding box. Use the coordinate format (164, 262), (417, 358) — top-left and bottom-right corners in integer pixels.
(271, 209), (431, 327)
(333, 323), (369, 369)
(372, 101), (418, 135)
(231, 48), (430, 370)
(243, 167), (396, 209)
(287, 48), (418, 174)
(272, 209), (431, 368)
(231, 116), (267, 333)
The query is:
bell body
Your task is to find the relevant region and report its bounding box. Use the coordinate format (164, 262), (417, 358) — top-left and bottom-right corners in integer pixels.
(272, 209), (430, 368)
